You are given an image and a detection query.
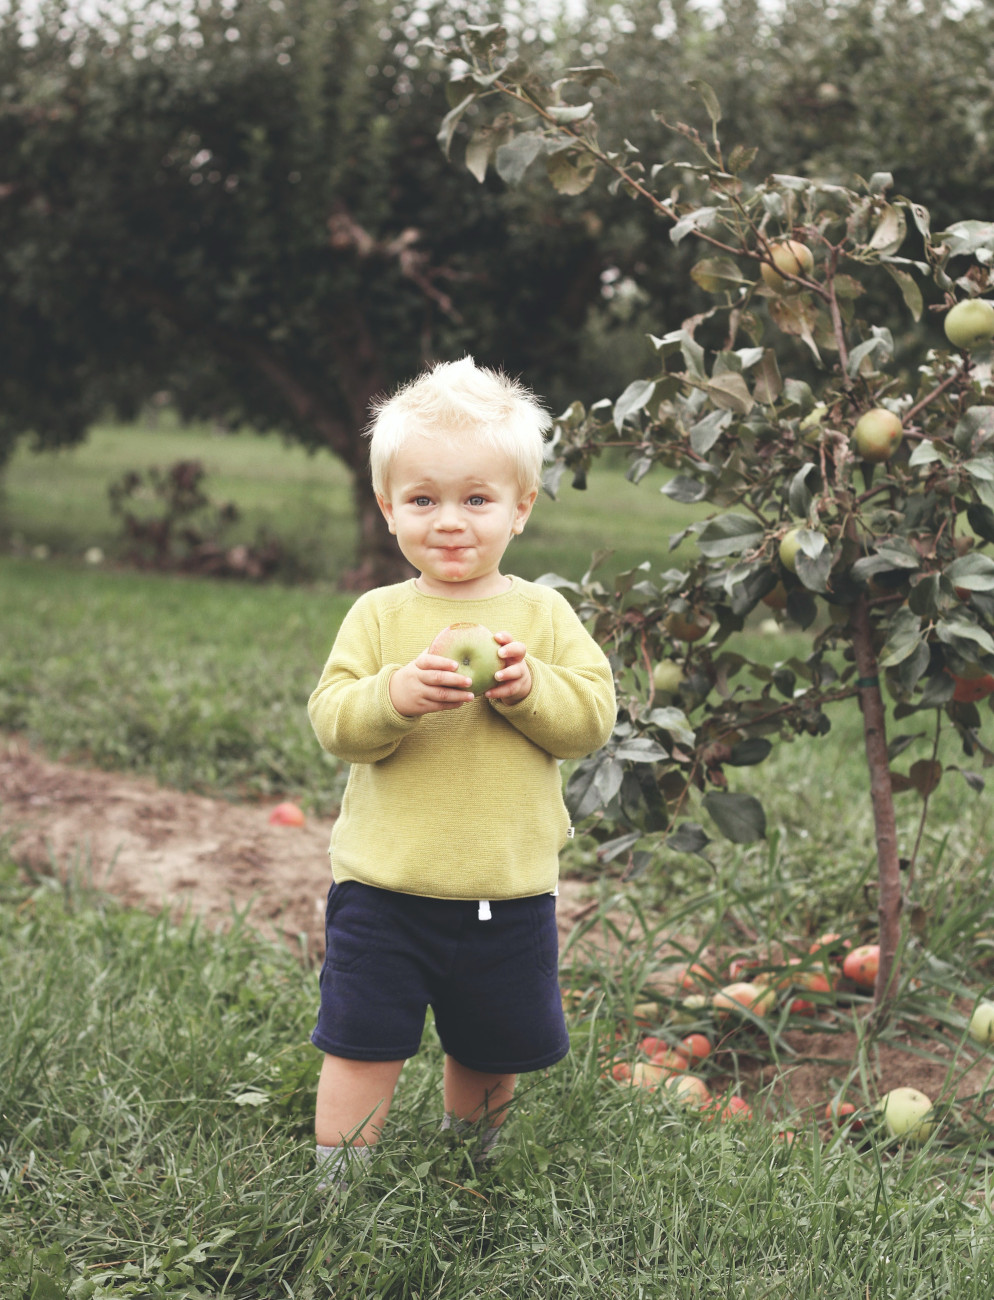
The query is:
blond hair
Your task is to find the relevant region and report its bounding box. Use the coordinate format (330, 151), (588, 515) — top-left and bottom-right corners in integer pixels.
(366, 357), (551, 498)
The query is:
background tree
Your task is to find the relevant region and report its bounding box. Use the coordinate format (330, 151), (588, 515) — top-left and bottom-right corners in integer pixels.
(0, 0), (604, 585)
(430, 20), (994, 1014)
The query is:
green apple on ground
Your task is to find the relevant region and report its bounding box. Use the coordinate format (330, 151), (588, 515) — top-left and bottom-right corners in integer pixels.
(662, 1073), (712, 1108)
(427, 622), (502, 696)
(853, 408), (903, 462)
(760, 239), (814, 293)
(968, 1000), (994, 1046)
(943, 298), (994, 351)
(652, 658), (685, 694)
(877, 1087), (936, 1142)
(712, 981), (776, 1019)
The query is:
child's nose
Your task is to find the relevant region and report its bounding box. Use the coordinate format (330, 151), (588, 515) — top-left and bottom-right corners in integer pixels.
(435, 503), (465, 530)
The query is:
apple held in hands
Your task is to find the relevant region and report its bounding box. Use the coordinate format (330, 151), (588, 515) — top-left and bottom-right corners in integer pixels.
(428, 622), (502, 696)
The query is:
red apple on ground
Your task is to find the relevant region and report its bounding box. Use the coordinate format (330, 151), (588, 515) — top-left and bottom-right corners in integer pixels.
(712, 981), (776, 1019)
(842, 943), (880, 989)
(427, 622), (501, 696)
(679, 963), (717, 990)
(825, 1097), (862, 1128)
(853, 408), (903, 463)
(679, 1033), (713, 1064)
(944, 298), (994, 351)
(269, 801), (305, 827)
(662, 1073), (712, 1108)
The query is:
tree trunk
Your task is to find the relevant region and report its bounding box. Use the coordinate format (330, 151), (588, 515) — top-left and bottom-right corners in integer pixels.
(849, 593), (903, 1012)
(341, 462), (413, 591)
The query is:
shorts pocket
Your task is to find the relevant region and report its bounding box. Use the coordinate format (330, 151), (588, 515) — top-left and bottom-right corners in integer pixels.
(321, 881), (385, 975)
(531, 896), (560, 980)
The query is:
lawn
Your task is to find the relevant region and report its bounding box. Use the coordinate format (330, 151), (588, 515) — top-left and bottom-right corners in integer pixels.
(3, 425), (994, 1297)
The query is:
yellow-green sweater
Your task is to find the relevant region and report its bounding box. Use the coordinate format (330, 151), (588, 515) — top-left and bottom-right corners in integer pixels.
(308, 577), (616, 900)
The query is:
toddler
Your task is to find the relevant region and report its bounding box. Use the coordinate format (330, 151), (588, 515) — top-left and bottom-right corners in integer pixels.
(307, 357), (616, 1191)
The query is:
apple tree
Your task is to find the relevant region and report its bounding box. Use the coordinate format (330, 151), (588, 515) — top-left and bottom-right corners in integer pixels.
(428, 25), (994, 1012)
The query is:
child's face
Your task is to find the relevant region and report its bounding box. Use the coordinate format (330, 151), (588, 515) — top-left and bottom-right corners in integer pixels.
(377, 434), (537, 599)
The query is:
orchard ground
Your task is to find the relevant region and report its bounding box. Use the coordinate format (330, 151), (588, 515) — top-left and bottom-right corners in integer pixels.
(4, 733), (993, 1129)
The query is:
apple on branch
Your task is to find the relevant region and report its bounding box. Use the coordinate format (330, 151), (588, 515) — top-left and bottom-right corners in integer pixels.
(943, 298), (994, 352)
(427, 622), (502, 696)
(853, 408), (903, 463)
(760, 239), (814, 294)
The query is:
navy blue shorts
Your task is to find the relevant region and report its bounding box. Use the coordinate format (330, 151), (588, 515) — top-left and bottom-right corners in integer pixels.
(310, 880), (570, 1074)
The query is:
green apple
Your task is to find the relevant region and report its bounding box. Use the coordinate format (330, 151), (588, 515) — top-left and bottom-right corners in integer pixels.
(877, 1086), (936, 1142)
(778, 528), (803, 574)
(652, 658), (685, 694)
(969, 1000), (994, 1046)
(760, 239), (814, 293)
(944, 298), (994, 351)
(428, 622), (501, 696)
(853, 408), (903, 463)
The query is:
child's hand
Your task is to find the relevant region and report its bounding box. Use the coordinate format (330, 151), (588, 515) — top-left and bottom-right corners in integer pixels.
(389, 652), (476, 717)
(485, 631), (532, 704)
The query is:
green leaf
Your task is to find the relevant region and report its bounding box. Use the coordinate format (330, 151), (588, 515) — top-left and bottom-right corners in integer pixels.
(868, 203), (907, 255)
(727, 738), (773, 766)
(648, 706), (696, 746)
(697, 514), (765, 558)
(661, 475), (709, 503)
(702, 791), (767, 843)
(613, 379), (657, 432)
(878, 606), (923, 668)
(614, 737), (668, 762)
(688, 408), (732, 455)
(706, 371), (754, 415)
(946, 553), (994, 591)
(670, 206), (718, 245)
(909, 439), (949, 468)
(690, 257), (744, 294)
(753, 349), (783, 404)
(666, 822), (711, 855)
(464, 129), (492, 184)
(935, 220), (994, 258)
(494, 132), (546, 184)
(546, 102), (593, 125)
(882, 262), (924, 321)
(687, 79), (722, 131)
(545, 149), (598, 195)
(437, 93), (476, 159)
(788, 463), (818, 517)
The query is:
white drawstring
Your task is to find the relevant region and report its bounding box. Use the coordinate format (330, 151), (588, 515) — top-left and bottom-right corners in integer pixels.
(477, 900), (492, 921)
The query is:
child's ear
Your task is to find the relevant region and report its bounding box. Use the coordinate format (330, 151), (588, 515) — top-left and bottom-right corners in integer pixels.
(512, 489), (538, 535)
(376, 494), (397, 535)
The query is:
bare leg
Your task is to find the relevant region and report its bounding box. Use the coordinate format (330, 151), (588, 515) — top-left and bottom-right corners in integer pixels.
(442, 1055), (517, 1127)
(315, 1054), (406, 1148)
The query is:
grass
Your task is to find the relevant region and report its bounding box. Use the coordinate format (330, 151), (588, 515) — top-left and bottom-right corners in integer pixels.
(4, 849), (994, 1299)
(0, 416), (709, 583)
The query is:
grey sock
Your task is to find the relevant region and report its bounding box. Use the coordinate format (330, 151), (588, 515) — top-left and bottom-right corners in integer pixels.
(315, 1143), (372, 1196)
(440, 1113), (503, 1160)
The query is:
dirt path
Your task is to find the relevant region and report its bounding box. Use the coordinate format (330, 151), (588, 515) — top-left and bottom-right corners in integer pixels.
(0, 736), (599, 957)
(4, 735), (991, 1119)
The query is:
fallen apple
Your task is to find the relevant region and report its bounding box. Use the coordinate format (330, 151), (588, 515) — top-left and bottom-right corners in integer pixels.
(877, 1086), (936, 1142)
(968, 1000), (994, 1046)
(712, 981), (776, 1019)
(427, 622), (501, 696)
(662, 1072), (712, 1108)
(629, 1061), (667, 1091)
(842, 943), (880, 989)
(825, 1097), (861, 1128)
(943, 298), (994, 351)
(269, 801), (305, 827)
(679, 1032), (712, 1064)
(853, 408), (903, 463)
(650, 1048), (692, 1074)
(679, 962), (717, 991)
(760, 239), (814, 293)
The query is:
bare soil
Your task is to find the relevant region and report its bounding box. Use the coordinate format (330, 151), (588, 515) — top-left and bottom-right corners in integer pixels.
(3, 735), (991, 1124)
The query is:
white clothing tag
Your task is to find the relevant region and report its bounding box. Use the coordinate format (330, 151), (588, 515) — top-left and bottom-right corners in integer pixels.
(566, 825), (575, 839)
(478, 900), (492, 921)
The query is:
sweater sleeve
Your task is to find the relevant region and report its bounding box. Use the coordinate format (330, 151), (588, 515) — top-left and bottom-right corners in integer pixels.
(489, 594), (616, 760)
(307, 597), (419, 764)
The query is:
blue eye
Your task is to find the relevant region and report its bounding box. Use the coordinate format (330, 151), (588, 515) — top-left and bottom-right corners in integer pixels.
(413, 496), (432, 507)
(468, 495), (486, 506)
